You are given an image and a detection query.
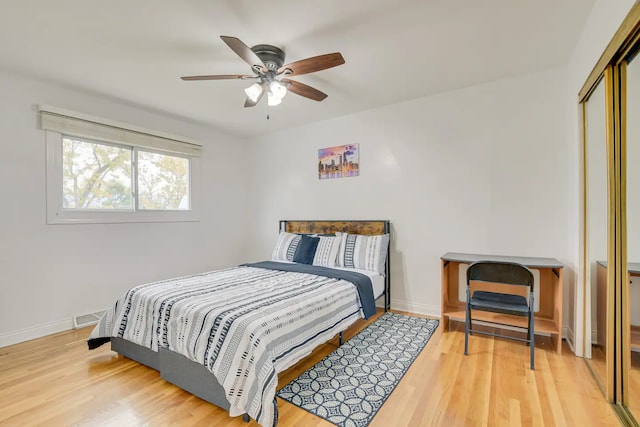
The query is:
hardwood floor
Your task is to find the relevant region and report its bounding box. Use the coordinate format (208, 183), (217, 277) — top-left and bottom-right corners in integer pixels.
(588, 345), (607, 393)
(628, 351), (640, 420)
(0, 311), (620, 426)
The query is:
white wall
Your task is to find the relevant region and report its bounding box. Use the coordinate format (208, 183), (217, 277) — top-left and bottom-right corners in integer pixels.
(566, 0), (636, 355)
(0, 69), (250, 347)
(245, 67), (570, 318)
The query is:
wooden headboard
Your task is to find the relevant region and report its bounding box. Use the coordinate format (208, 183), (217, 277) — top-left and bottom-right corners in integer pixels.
(279, 220), (391, 311)
(280, 220), (390, 236)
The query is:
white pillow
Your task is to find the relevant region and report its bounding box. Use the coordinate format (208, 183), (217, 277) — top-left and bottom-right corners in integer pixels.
(271, 232), (302, 262)
(337, 233), (390, 274)
(312, 235), (341, 268)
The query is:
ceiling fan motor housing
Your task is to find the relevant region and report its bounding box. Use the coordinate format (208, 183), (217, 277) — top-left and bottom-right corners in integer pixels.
(251, 44), (285, 71)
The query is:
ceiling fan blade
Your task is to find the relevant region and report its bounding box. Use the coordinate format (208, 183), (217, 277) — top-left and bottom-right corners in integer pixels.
(181, 74), (254, 81)
(220, 35), (267, 73)
(282, 79), (328, 101)
(278, 53), (345, 76)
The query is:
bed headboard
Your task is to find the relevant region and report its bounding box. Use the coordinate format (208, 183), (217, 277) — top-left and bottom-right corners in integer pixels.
(279, 220), (389, 236)
(279, 220), (391, 311)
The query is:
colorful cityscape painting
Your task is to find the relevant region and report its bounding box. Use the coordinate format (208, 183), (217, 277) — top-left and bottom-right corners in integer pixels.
(318, 144), (360, 179)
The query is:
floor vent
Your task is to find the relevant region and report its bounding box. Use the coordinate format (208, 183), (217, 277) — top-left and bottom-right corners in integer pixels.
(73, 310), (106, 329)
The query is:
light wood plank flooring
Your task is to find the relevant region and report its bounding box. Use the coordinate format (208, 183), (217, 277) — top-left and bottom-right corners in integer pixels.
(627, 351), (640, 421)
(0, 311), (620, 426)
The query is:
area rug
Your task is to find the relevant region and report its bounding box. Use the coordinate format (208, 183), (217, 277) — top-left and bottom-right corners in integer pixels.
(277, 312), (439, 427)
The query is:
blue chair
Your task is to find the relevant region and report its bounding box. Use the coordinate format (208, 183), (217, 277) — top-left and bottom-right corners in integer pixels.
(464, 260), (535, 370)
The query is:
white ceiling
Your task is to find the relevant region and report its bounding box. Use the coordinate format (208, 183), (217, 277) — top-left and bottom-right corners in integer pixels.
(0, 0), (594, 137)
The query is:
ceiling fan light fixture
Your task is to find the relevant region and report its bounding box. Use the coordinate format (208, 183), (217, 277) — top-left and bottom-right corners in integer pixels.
(244, 83), (263, 103)
(267, 91), (282, 106)
(269, 81), (287, 99)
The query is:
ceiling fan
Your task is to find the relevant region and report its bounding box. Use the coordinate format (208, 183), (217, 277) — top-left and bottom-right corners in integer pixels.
(181, 36), (345, 108)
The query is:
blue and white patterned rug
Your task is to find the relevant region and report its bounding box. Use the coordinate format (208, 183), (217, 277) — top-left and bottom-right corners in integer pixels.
(277, 312), (439, 427)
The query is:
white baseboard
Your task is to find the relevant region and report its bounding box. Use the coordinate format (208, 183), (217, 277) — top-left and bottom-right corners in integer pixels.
(564, 326), (575, 354)
(0, 318), (74, 348)
(390, 299), (440, 318)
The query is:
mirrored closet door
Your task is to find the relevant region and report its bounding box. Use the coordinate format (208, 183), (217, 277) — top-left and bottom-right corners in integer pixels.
(584, 75), (610, 395)
(623, 44), (640, 423)
(580, 4), (640, 424)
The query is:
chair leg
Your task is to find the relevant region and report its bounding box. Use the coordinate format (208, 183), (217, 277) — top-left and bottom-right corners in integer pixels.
(464, 310), (469, 355)
(465, 288), (470, 356)
(467, 287), (473, 335)
(529, 302), (535, 370)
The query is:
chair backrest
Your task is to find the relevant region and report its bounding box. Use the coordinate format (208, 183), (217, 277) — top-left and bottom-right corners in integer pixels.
(467, 261), (534, 290)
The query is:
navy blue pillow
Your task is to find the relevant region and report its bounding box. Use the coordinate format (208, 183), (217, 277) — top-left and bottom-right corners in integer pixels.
(293, 235), (320, 264)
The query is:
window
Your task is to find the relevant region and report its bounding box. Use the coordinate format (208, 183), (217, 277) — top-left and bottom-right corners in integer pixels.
(61, 136), (191, 211)
(62, 137), (133, 210)
(42, 106), (200, 224)
(136, 150), (190, 210)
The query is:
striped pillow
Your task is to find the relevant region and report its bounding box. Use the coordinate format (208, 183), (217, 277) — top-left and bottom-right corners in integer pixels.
(271, 232), (302, 262)
(312, 235), (341, 268)
(337, 233), (390, 274)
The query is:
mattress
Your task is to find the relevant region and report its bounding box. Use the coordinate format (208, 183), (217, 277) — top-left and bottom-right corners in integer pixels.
(273, 260), (386, 299)
(334, 266), (385, 299)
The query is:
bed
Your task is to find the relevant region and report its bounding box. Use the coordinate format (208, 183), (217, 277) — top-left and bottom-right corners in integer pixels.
(88, 220), (391, 427)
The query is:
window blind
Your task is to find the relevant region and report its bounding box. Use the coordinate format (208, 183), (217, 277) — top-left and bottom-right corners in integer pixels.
(39, 105), (202, 157)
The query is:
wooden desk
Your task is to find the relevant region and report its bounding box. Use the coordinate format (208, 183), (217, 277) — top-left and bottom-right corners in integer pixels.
(441, 252), (564, 354)
(596, 261), (640, 351)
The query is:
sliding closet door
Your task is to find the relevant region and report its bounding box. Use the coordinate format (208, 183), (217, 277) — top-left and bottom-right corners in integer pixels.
(584, 75), (611, 395)
(579, 5), (640, 423)
(583, 72), (610, 390)
(623, 49), (640, 421)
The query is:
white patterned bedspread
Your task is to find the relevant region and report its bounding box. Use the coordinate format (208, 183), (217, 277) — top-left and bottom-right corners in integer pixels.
(89, 265), (366, 427)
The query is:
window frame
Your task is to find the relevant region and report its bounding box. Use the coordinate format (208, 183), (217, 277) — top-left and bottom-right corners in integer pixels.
(46, 131), (201, 224)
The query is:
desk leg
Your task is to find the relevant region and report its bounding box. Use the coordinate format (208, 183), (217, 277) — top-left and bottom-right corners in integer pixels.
(441, 260), (450, 332)
(551, 333), (562, 355)
(554, 268), (563, 355)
